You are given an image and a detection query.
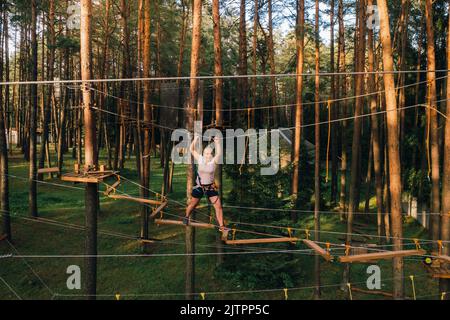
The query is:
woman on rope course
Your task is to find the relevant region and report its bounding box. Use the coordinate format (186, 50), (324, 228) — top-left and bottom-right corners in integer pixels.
(183, 135), (228, 232)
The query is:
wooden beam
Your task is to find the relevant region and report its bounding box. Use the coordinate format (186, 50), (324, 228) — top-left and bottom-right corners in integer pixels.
(37, 167), (60, 174)
(339, 249), (426, 263)
(303, 239), (333, 261)
(351, 286), (394, 298)
(61, 171), (117, 184)
(149, 201), (168, 218)
(154, 219), (215, 229)
(104, 180), (121, 196)
(109, 194), (163, 206)
(225, 237), (300, 245)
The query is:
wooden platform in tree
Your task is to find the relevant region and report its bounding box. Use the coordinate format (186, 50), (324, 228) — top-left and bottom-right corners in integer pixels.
(154, 219), (215, 229)
(339, 249), (426, 263)
(37, 167), (60, 175)
(425, 264), (450, 279)
(109, 194), (163, 206)
(303, 240), (333, 261)
(225, 237), (300, 245)
(61, 171), (117, 184)
(149, 201), (168, 218)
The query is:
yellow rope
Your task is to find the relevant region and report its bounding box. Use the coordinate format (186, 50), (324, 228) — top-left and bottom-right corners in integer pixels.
(347, 283), (353, 300)
(326, 100), (332, 183)
(409, 276), (416, 300)
(283, 288), (289, 300)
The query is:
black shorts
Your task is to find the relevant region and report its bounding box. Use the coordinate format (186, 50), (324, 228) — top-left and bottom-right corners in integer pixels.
(192, 185), (219, 199)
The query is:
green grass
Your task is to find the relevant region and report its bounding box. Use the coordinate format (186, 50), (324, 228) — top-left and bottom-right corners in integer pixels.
(0, 148), (442, 300)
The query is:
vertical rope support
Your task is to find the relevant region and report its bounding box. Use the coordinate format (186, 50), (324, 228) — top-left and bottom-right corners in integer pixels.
(283, 288), (289, 300)
(326, 100), (332, 183)
(200, 292), (206, 300)
(347, 283), (353, 300)
(409, 275), (416, 300)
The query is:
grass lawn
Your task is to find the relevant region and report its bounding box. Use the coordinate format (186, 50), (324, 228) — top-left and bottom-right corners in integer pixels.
(0, 148), (441, 300)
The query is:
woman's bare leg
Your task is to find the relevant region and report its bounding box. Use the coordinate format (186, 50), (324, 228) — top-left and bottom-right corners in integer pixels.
(210, 196), (224, 228)
(185, 197), (201, 218)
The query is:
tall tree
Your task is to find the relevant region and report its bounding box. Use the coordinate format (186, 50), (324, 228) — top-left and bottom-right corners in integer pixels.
(29, 0), (38, 217)
(425, 0), (440, 243)
(185, 0), (203, 300)
(212, 0), (224, 265)
(343, 0), (366, 289)
(251, 0), (258, 128)
(80, 0), (99, 300)
(337, 0), (347, 215)
(313, 0), (321, 300)
(268, 0), (277, 127)
(141, 0), (152, 240)
(238, 0), (248, 110)
(0, 0), (11, 240)
(368, 0), (384, 241)
(330, 0), (338, 206)
(378, 0), (405, 299)
(291, 0), (304, 222)
(440, 0), (450, 296)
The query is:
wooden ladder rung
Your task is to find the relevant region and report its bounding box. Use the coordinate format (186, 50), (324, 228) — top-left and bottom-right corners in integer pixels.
(38, 167), (60, 174)
(339, 249), (426, 263)
(149, 201), (168, 218)
(225, 237), (299, 245)
(303, 239), (333, 261)
(154, 219), (215, 229)
(109, 194), (163, 206)
(104, 180), (121, 196)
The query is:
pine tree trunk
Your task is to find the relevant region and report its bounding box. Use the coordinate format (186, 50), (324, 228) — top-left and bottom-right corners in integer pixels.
(268, 0), (277, 127)
(212, 0), (224, 266)
(185, 0), (202, 300)
(338, 0), (347, 217)
(29, 0), (38, 218)
(141, 0), (152, 240)
(313, 0), (321, 299)
(291, 0), (304, 222)
(425, 0), (441, 244)
(0, 0), (11, 240)
(80, 0), (99, 300)
(343, 0), (365, 290)
(378, 0), (405, 299)
(439, 1), (450, 296)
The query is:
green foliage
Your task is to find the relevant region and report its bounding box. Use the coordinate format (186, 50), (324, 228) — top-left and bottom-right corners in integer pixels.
(216, 253), (300, 290)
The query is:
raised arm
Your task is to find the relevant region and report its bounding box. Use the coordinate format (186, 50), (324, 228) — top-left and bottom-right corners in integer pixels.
(213, 136), (222, 164)
(190, 135), (201, 161)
